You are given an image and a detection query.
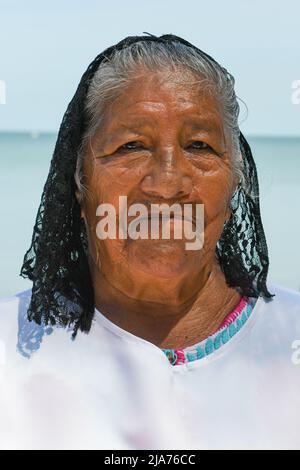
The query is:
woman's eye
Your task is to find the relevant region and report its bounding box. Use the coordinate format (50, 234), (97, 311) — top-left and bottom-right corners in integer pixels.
(119, 141), (143, 151)
(189, 141), (210, 150)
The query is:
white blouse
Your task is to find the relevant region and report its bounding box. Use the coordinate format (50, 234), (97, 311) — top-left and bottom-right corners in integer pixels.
(0, 281), (299, 450)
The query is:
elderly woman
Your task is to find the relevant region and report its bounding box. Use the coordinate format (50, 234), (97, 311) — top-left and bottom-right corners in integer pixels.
(0, 33), (300, 450)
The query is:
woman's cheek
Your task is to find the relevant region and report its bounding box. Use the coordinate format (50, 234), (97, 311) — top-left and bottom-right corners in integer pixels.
(195, 182), (229, 222)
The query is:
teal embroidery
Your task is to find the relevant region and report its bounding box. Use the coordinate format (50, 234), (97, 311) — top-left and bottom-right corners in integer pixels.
(228, 323), (236, 338)
(214, 333), (222, 350)
(246, 303), (252, 317)
(205, 338), (214, 355)
(186, 352), (197, 362)
(222, 328), (229, 344)
(241, 311), (247, 325)
(164, 349), (178, 365)
(196, 346), (205, 359)
(161, 297), (257, 366)
(236, 318), (242, 331)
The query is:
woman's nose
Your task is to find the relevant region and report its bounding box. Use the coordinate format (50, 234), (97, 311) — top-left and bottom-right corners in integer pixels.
(140, 157), (193, 200)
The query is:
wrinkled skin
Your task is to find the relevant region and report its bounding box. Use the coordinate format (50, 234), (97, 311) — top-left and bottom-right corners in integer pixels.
(78, 68), (242, 349)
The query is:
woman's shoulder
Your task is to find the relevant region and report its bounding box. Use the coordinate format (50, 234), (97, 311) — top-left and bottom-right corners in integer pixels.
(0, 288), (58, 361)
(256, 280), (300, 335)
(267, 280), (300, 308)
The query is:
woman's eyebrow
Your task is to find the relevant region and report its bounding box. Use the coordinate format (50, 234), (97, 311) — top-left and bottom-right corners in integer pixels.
(101, 109), (225, 146)
(110, 116), (222, 134)
(182, 114), (224, 132)
(112, 118), (155, 134)
(182, 115), (226, 146)
(96, 124), (146, 151)
(100, 127), (145, 148)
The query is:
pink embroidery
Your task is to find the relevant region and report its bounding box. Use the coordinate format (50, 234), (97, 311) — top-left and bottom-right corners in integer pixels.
(174, 349), (185, 365)
(216, 296), (247, 332)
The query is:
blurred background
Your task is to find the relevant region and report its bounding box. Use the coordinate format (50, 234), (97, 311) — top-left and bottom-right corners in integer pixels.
(0, 0), (299, 297)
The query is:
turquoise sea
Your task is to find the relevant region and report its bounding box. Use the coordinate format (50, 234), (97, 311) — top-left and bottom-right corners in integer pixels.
(0, 132), (299, 298)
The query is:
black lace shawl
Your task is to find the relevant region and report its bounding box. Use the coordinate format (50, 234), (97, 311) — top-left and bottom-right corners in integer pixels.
(20, 33), (274, 338)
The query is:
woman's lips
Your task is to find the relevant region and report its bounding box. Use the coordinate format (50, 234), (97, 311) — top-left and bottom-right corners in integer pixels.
(126, 213), (196, 226)
(123, 214), (198, 244)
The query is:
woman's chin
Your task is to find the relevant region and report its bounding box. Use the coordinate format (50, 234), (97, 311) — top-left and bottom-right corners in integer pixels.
(126, 238), (194, 278)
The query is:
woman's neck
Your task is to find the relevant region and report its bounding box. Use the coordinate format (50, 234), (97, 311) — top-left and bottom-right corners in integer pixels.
(93, 260), (241, 350)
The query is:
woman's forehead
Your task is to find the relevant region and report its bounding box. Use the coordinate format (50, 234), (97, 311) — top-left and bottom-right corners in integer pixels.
(98, 75), (224, 133)
(113, 68), (219, 107)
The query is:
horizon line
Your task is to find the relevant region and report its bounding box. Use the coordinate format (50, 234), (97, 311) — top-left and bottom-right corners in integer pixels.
(0, 130), (300, 140)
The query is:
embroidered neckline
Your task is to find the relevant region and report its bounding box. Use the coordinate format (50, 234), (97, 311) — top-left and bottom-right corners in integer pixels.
(161, 296), (258, 366)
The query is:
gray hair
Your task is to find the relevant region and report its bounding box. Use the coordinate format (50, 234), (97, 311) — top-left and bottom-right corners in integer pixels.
(75, 40), (246, 200)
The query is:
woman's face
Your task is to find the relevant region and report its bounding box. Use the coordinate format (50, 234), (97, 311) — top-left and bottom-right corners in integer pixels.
(80, 68), (237, 299)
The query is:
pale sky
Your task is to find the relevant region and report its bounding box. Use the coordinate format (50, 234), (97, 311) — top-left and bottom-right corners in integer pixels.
(0, 0), (299, 135)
